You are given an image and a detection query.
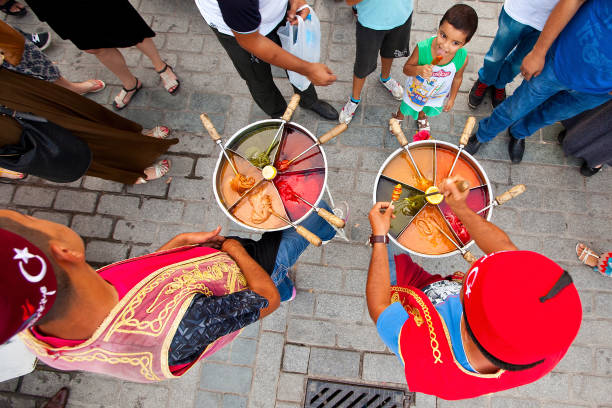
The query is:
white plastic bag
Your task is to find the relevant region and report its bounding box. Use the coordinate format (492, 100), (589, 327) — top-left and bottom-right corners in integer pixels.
(0, 336), (36, 382)
(277, 6), (321, 91)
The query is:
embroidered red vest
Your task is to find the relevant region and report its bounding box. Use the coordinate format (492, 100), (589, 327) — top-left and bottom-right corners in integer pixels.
(391, 285), (567, 400)
(20, 246), (248, 382)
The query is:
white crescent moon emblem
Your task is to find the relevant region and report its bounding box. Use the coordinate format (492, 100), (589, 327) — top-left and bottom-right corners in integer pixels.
(18, 255), (47, 283)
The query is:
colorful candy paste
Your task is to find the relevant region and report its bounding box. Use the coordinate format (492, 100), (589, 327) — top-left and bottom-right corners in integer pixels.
(231, 181), (287, 229)
(381, 147), (435, 192)
(275, 127), (324, 172)
(274, 169), (325, 222)
(397, 205), (458, 255)
(219, 154), (262, 207)
(228, 126), (281, 168)
(435, 147), (483, 189)
(437, 186), (489, 245)
(376, 177), (426, 238)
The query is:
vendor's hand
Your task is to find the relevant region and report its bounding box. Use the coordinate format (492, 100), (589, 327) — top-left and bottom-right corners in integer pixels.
(221, 238), (245, 255)
(417, 64), (433, 79)
(520, 49), (546, 81)
(439, 177), (469, 209)
(369, 202), (395, 236)
(305, 62), (337, 86)
(443, 98), (455, 112)
(179, 227), (225, 249)
(287, 0), (310, 25)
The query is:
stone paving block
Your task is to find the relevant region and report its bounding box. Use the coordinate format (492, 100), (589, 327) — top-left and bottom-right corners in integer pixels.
(13, 186), (56, 207)
(519, 210), (567, 236)
(142, 198), (185, 223)
(85, 240), (130, 264)
(556, 345), (594, 373)
(518, 372), (571, 400)
(490, 397), (540, 408)
(71, 214), (114, 238)
(0, 378), (19, 392)
(308, 348), (360, 379)
(168, 177), (214, 201)
(510, 164), (584, 189)
(595, 348), (612, 375)
(166, 34), (205, 52)
(20, 370), (72, 398)
(326, 168), (356, 197)
(343, 269), (367, 295)
(194, 157), (218, 178)
(0, 183), (15, 203)
(362, 353), (406, 384)
(283, 344), (310, 374)
(151, 15), (189, 33)
(32, 210), (71, 226)
(341, 125), (385, 148)
(53, 190), (98, 212)
(566, 215), (609, 241)
(539, 403), (590, 408)
(571, 375), (612, 404)
(196, 391), (222, 408)
(119, 382), (169, 408)
(288, 290), (315, 317)
(97, 195), (141, 217)
(262, 303), (288, 333)
(82, 176), (124, 192)
(315, 293), (365, 322)
(594, 293), (612, 317)
(0, 394), (42, 408)
(200, 363), (253, 394)
(121, 106), (165, 129)
(587, 193), (612, 218)
(336, 322), (386, 352)
(240, 320), (260, 339)
(206, 342), (231, 363)
(296, 264), (343, 291)
(166, 111), (225, 134)
(331, 24), (355, 44)
(296, 244), (323, 264)
(224, 394), (248, 408)
(356, 171), (378, 194)
(287, 318), (336, 346)
(276, 373), (305, 403)
(230, 337), (258, 366)
(575, 320), (612, 347)
(539, 237), (584, 264)
(190, 93), (232, 114)
(62, 373), (122, 406)
(154, 223), (193, 247)
(114, 220), (158, 243)
(323, 241), (371, 269)
(249, 332), (284, 408)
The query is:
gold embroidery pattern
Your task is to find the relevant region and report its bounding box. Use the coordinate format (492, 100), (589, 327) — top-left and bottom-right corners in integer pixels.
(391, 291), (423, 327)
(105, 255), (244, 341)
(391, 286), (443, 364)
(58, 348), (160, 381)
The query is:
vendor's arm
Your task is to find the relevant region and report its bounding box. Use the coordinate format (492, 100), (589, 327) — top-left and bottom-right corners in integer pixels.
(520, 0), (586, 80)
(156, 226), (226, 252)
(366, 202), (395, 323)
(440, 177), (517, 254)
(221, 239), (280, 318)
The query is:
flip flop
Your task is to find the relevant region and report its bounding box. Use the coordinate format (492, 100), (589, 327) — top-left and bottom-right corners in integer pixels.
(135, 159), (171, 184)
(78, 79), (106, 96)
(576, 243), (599, 266)
(142, 125), (170, 139)
(113, 78), (142, 110)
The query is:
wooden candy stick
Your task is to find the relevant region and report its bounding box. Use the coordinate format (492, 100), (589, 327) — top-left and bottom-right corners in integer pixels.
(389, 118), (424, 181)
(200, 113), (221, 141)
(476, 184), (526, 214)
(448, 116), (477, 177)
(463, 251), (478, 265)
(281, 94), (301, 122)
(270, 209), (322, 247)
(435, 224), (477, 265)
(293, 194), (346, 228)
(495, 184), (526, 205)
(318, 123), (348, 144)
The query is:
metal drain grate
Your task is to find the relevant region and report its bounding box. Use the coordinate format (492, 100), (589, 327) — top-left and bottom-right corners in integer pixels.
(304, 379), (413, 408)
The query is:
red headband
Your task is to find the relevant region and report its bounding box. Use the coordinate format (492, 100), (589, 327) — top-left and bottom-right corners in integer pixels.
(0, 228), (57, 344)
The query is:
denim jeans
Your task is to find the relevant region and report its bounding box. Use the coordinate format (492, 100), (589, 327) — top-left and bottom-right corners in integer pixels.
(271, 201), (337, 301)
(476, 53), (612, 142)
(478, 7), (540, 89)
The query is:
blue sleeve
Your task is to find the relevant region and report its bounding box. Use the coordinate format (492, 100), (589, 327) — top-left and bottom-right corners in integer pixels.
(376, 302), (409, 361)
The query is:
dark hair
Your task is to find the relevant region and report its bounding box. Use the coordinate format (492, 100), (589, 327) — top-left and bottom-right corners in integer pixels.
(462, 309), (544, 372)
(0, 216), (73, 324)
(440, 4), (478, 43)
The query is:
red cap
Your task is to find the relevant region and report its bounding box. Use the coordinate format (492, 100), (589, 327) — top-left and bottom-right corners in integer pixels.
(462, 251), (581, 366)
(0, 228), (57, 344)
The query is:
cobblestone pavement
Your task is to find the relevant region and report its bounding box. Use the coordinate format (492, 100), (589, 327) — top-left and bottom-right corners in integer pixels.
(2, 0), (612, 407)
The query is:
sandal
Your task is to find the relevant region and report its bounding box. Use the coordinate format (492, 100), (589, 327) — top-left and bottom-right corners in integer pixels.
(417, 117), (431, 132)
(135, 159), (171, 184)
(0, 0), (26, 16)
(0, 167), (26, 179)
(142, 125), (170, 139)
(576, 243), (599, 267)
(156, 63), (180, 95)
(78, 79), (106, 96)
(113, 78), (142, 110)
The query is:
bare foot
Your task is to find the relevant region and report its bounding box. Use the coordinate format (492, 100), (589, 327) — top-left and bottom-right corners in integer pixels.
(576, 243), (600, 267)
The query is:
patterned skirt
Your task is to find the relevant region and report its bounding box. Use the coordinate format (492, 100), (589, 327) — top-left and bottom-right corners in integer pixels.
(2, 34), (60, 82)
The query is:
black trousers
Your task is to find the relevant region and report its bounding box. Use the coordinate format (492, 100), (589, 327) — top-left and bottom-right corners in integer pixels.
(212, 25), (318, 118)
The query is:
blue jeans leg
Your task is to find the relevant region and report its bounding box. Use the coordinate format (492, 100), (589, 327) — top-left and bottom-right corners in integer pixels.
(494, 29), (540, 88)
(271, 201), (337, 301)
(476, 55), (565, 143)
(478, 7), (537, 87)
(511, 90), (612, 138)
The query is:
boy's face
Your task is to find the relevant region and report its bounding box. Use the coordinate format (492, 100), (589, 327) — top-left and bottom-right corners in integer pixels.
(434, 21), (468, 57)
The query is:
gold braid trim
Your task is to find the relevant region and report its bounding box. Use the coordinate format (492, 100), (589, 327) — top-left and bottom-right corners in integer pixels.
(391, 286), (443, 364)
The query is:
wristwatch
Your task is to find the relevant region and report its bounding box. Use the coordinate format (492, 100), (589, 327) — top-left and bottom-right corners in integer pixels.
(369, 234), (389, 246)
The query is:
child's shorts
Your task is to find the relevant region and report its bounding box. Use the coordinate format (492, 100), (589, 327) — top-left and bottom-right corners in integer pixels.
(354, 13), (412, 78)
(399, 101), (442, 120)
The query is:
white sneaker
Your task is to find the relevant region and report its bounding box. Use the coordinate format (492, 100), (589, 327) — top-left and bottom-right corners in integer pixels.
(339, 98), (360, 124)
(380, 77), (404, 100)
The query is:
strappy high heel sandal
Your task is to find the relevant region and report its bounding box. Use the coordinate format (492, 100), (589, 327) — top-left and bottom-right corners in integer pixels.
(113, 78), (142, 110)
(157, 63), (180, 95)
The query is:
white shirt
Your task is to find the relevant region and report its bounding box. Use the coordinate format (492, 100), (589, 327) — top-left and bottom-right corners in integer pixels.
(194, 0), (287, 37)
(504, 0), (559, 31)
